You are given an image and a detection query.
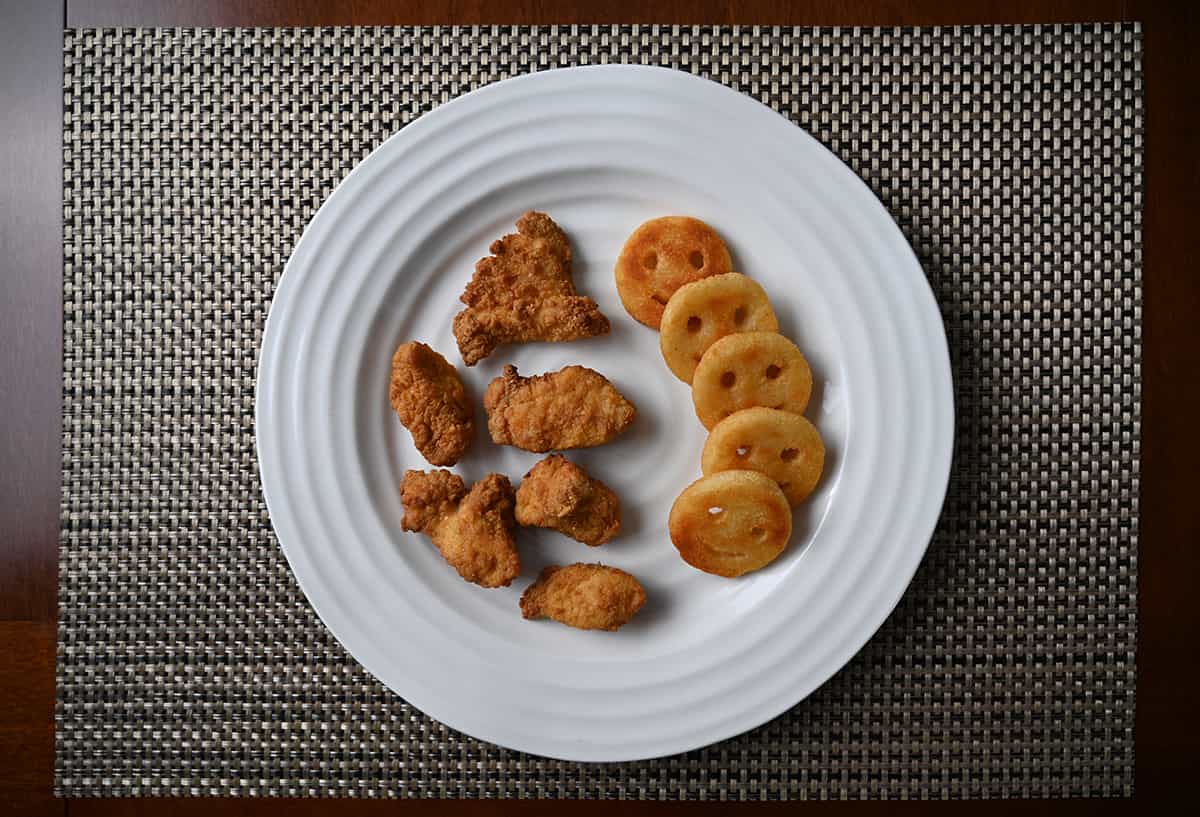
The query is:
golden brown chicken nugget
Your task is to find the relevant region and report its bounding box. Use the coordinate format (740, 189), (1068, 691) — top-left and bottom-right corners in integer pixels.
(516, 454), (620, 546)
(668, 470), (792, 578)
(615, 216), (734, 329)
(660, 273), (779, 383)
(702, 407), (825, 506)
(483, 364), (636, 452)
(691, 332), (813, 429)
(453, 211), (610, 365)
(520, 563), (647, 631)
(389, 341), (474, 466)
(400, 469), (520, 588)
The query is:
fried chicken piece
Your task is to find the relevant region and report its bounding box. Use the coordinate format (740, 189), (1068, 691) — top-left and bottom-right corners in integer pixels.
(516, 455), (620, 546)
(520, 563), (647, 631)
(389, 341), (474, 466)
(453, 211), (611, 365)
(483, 364), (636, 452)
(400, 469), (520, 588)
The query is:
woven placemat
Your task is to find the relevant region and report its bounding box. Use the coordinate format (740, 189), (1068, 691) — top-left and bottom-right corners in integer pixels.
(59, 25), (1142, 798)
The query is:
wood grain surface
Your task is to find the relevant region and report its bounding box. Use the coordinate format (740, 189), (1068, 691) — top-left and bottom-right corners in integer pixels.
(66, 0), (1134, 26)
(3, 0), (1196, 814)
(0, 0), (64, 813)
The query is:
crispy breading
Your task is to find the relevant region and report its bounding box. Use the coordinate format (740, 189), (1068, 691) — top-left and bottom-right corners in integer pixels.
(400, 470), (520, 588)
(519, 563), (646, 631)
(389, 341), (474, 466)
(453, 211), (610, 365)
(515, 455), (620, 546)
(483, 364), (636, 452)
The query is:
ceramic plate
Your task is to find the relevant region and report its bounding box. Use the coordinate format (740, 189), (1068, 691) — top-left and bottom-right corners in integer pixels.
(256, 65), (954, 762)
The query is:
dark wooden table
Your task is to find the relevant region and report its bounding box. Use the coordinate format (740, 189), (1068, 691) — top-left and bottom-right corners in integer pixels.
(2, 1), (1196, 814)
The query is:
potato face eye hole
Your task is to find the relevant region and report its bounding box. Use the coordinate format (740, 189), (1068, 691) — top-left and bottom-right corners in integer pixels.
(707, 506), (724, 516)
(643, 251), (658, 270)
(781, 448), (799, 462)
(765, 364), (782, 379)
(733, 306), (747, 325)
(720, 371), (736, 388)
(735, 445), (752, 457)
(689, 250), (705, 269)
(687, 316), (702, 333)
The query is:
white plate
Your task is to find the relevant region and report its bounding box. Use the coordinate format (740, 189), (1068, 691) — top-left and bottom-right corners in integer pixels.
(257, 65), (953, 762)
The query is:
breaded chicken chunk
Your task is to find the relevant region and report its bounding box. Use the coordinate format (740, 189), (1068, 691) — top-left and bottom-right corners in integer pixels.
(516, 455), (620, 546)
(453, 211), (610, 365)
(520, 563), (646, 631)
(389, 341), (473, 466)
(400, 470), (520, 588)
(483, 364), (636, 452)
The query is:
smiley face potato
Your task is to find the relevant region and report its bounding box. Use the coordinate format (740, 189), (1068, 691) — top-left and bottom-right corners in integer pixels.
(659, 273), (779, 383)
(668, 470), (792, 578)
(691, 331), (813, 429)
(614, 216), (734, 329)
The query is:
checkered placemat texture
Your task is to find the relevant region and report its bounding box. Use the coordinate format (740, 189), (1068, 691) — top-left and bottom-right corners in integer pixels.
(59, 25), (1142, 798)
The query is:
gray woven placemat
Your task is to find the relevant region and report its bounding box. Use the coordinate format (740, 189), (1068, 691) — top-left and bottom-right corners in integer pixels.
(58, 24), (1142, 798)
